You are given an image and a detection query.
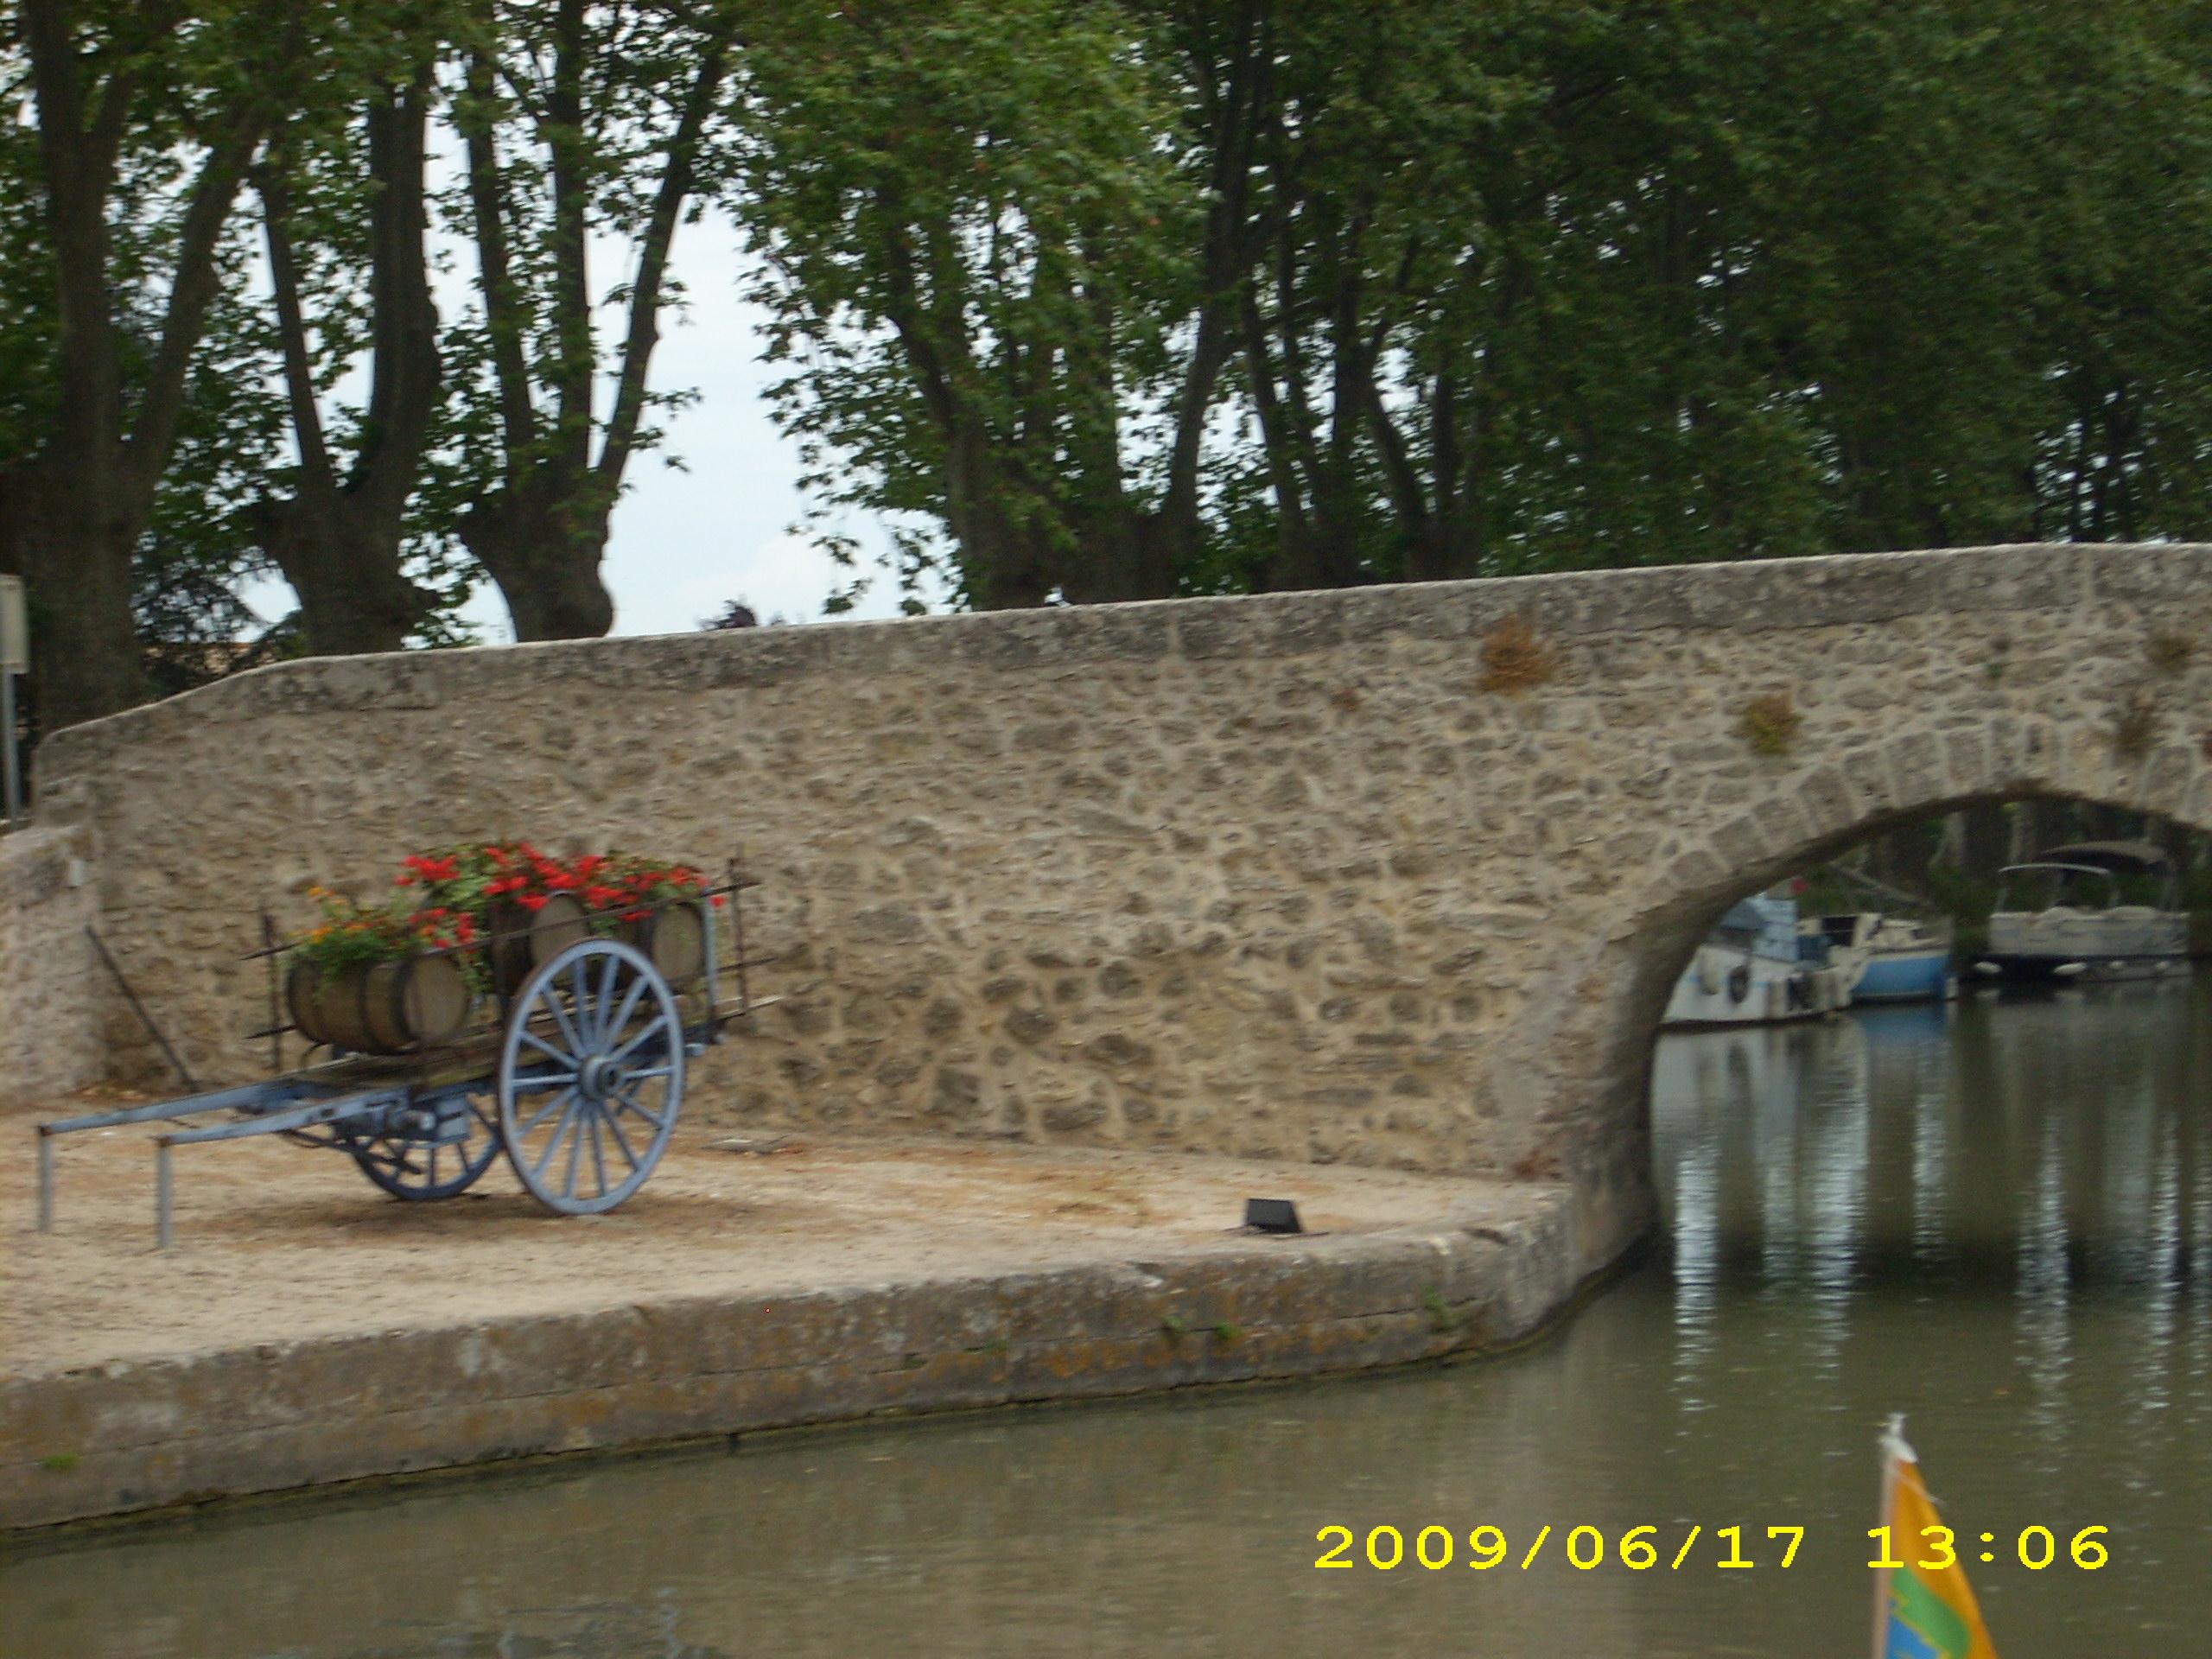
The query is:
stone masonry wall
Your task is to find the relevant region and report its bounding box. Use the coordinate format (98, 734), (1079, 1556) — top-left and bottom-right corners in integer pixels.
(32, 543), (2212, 1277)
(0, 824), (99, 1108)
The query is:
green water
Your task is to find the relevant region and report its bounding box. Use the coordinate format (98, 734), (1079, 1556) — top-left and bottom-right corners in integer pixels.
(9, 983), (2212, 1656)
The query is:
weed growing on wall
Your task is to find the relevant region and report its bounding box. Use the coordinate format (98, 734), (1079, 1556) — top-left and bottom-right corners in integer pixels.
(1738, 691), (1802, 757)
(2148, 631), (2197, 676)
(2115, 688), (2162, 759)
(1478, 615), (1556, 695)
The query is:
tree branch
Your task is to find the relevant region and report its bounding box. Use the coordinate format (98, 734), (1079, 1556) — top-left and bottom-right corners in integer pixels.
(123, 105), (274, 500)
(461, 50), (539, 457)
(21, 0), (122, 454)
(351, 72), (442, 508)
(256, 165), (334, 489)
(595, 29), (736, 488)
(547, 0), (593, 468)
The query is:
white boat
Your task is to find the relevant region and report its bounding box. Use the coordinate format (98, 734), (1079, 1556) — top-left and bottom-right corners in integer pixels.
(1969, 841), (2189, 985)
(1663, 891), (1866, 1028)
(1819, 912), (1955, 1004)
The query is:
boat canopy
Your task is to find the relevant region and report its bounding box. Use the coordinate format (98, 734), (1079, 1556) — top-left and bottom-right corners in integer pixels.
(2018, 841), (2175, 875)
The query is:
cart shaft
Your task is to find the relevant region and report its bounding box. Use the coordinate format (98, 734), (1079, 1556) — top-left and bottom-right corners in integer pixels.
(41, 1077), (327, 1137)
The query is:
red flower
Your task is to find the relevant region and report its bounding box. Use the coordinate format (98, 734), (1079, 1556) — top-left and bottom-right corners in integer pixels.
(710, 893), (728, 909)
(518, 893), (550, 912)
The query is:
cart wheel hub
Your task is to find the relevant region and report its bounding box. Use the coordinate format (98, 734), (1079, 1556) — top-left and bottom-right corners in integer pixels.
(578, 1053), (621, 1103)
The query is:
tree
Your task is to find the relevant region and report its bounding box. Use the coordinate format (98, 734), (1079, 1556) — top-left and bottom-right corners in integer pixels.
(243, 13), (451, 657)
(735, 0), (1244, 608)
(0, 0), (336, 728)
(740, 0), (2212, 608)
(441, 0), (740, 640)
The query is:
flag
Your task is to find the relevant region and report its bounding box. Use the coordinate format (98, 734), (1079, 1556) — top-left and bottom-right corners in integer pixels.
(1872, 1417), (1999, 1659)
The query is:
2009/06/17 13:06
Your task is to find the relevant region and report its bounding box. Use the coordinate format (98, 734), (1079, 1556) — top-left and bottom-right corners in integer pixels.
(1313, 1523), (2113, 1573)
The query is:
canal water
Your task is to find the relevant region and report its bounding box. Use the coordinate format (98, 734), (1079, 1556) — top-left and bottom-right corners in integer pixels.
(10, 982), (2212, 1656)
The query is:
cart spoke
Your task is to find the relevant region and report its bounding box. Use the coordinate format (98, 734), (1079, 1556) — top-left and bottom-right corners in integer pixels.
(530, 1104), (579, 1182)
(569, 957), (594, 1030)
(608, 1015), (671, 1065)
(602, 1109), (642, 1173)
(518, 1028), (577, 1070)
(591, 952), (622, 1044)
(521, 1087), (577, 1151)
(587, 1107), (608, 1196)
(601, 973), (650, 1049)
(518, 1084), (576, 1140)
(508, 1066), (576, 1092)
(560, 1106), (585, 1198)
(543, 989), (589, 1065)
(612, 1090), (666, 1132)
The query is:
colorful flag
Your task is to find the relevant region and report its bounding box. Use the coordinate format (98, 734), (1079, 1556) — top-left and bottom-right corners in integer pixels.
(1872, 1417), (1999, 1659)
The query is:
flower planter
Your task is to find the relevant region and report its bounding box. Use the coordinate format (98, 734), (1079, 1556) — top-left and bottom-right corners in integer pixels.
(286, 954), (474, 1055)
(619, 900), (708, 986)
(485, 892), (590, 995)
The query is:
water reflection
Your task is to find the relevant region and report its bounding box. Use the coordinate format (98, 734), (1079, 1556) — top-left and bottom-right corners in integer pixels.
(10, 983), (2212, 1656)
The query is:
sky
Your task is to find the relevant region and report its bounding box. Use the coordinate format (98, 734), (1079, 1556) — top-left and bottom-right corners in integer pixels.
(237, 212), (928, 645)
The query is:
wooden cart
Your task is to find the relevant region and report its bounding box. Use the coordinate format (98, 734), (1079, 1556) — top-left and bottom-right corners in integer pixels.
(35, 868), (769, 1247)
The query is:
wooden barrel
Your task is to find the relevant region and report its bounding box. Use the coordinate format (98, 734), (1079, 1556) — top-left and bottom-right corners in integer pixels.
(621, 901), (707, 985)
(360, 955), (473, 1051)
(287, 955), (473, 1054)
(486, 893), (589, 994)
(288, 959), (372, 1052)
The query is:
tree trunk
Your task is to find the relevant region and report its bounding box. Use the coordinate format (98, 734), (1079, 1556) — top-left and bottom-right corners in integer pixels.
(940, 423), (1055, 609)
(1405, 509), (1483, 583)
(1955, 803), (2012, 883)
(248, 488), (435, 656)
(456, 484), (615, 640)
(1261, 505), (1365, 594)
(0, 458), (147, 732)
(249, 77), (442, 657)
(1061, 503), (1185, 605)
(1869, 821), (1939, 892)
(2027, 796), (2077, 855)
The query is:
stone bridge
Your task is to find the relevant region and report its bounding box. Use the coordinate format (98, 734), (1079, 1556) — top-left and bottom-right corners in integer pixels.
(26, 542), (2212, 1281)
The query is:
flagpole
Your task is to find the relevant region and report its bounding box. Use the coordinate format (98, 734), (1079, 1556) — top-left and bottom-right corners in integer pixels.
(1870, 1414), (1904, 1659)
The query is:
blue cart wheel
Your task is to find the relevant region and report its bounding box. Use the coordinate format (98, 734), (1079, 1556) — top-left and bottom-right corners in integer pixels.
(342, 1086), (502, 1201)
(497, 937), (684, 1215)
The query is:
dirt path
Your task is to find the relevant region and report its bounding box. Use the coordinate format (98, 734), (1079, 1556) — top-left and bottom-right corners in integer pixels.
(2, 1088), (1541, 1379)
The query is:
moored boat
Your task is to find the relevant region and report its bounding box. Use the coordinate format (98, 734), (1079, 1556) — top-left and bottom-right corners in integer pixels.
(1664, 891), (1864, 1028)
(1819, 912), (1955, 1004)
(1969, 841), (2189, 985)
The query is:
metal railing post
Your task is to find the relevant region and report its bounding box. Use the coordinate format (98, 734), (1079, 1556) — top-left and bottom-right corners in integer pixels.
(1, 668), (21, 827)
(36, 1126), (53, 1232)
(1, 573), (24, 827)
(156, 1140), (174, 1250)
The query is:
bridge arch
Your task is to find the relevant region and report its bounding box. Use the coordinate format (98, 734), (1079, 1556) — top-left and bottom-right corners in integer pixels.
(1568, 762), (2212, 1275)
(28, 542), (2212, 1284)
